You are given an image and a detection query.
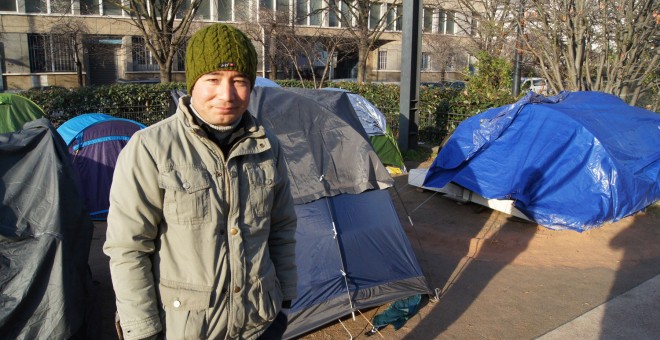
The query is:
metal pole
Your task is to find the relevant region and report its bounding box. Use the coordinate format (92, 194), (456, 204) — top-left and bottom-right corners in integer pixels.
(398, 0), (423, 151)
(512, 0), (524, 97)
(0, 43), (5, 92)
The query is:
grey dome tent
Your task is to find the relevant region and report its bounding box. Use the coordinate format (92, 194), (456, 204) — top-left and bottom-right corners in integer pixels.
(0, 99), (95, 338)
(247, 87), (432, 338)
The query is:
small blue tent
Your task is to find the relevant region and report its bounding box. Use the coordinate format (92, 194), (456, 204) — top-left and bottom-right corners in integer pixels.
(423, 91), (660, 231)
(57, 114), (145, 220)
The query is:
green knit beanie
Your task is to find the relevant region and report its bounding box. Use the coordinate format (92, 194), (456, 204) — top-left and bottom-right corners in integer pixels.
(185, 23), (257, 94)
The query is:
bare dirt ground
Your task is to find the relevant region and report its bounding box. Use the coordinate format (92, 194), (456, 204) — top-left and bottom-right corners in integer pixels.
(89, 163), (660, 339)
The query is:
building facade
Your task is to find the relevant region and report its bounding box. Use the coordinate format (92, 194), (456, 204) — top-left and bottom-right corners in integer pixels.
(0, 0), (476, 91)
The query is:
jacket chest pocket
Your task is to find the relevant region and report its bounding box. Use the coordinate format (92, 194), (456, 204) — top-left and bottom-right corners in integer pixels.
(244, 162), (276, 218)
(159, 167), (211, 226)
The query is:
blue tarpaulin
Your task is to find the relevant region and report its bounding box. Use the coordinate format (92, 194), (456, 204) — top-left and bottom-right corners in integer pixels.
(423, 91), (660, 231)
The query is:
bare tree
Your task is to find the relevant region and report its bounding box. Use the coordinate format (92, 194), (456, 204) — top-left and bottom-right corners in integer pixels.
(275, 25), (357, 87)
(109, 0), (204, 83)
(324, 0), (402, 83)
(453, 0), (517, 58)
(521, 0), (659, 105)
(237, 2), (294, 80)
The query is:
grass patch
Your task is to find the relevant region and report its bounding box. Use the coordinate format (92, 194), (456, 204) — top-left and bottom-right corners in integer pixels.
(402, 146), (435, 163)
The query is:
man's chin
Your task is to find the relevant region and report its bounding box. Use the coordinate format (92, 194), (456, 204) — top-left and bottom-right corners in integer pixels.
(210, 114), (241, 126)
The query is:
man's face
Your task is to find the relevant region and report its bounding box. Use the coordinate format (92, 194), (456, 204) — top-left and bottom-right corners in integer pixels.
(190, 70), (251, 126)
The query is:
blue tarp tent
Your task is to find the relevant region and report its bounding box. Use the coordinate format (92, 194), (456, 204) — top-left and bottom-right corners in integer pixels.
(423, 91), (660, 231)
(57, 113), (146, 220)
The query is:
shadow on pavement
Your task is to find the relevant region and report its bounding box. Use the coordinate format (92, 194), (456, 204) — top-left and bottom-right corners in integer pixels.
(601, 209), (660, 337)
(389, 170), (536, 339)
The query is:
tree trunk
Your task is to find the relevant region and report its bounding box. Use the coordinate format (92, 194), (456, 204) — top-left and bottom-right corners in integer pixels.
(160, 58), (173, 83)
(357, 40), (369, 83)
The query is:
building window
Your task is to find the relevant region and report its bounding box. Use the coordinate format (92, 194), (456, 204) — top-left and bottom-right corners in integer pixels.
(196, 0), (211, 20)
(219, 0), (232, 21)
(378, 50), (387, 70)
(328, 0), (339, 27)
(105, 0), (122, 15)
(218, 0), (251, 21)
(26, 0), (72, 14)
(385, 4), (395, 30)
(438, 10), (456, 35)
(369, 3), (381, 30)
(423, 7), (433, 33)
(79, 0), (124, 15)
(295, 0), (324, 26)
(132, 37), (159, 72)
(175, 43), (187, 71)
(421, 52), (431, 71)
(28, 34), (76, 73)
(446, 55), (455, 71)
(277, 0), (290, 20)
(295, 0), (308, 24)
(175, 0), (211, 20)
(80, 0), (99, 15)
(470, 13), (479, 36)
(132, 37), (186, 72)
(78, 0), (122, 16)
(341, 1), (353, 27)
(236, 0), (250, 21)
(309, 0), (322, 25)
(0, 0), (17, 11)
(446, 11), (455, 34)
(395, 5), (402, 31)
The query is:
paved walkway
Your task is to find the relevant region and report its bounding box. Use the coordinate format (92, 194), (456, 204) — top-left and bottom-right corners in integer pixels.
(539, 274), (660, 339)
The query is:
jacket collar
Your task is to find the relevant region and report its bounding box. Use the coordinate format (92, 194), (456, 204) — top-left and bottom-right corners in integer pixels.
(175, 96), (269, 159)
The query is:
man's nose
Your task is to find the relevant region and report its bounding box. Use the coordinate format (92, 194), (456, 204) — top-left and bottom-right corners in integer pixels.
(216, 80), (235, 101)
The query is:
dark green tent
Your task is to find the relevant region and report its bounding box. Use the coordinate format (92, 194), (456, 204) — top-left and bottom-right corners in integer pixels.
(370, 126), (406, 174)
(0, 93), (45, 133)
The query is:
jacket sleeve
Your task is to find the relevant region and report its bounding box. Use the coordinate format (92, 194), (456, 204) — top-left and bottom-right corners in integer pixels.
(103, 134), (163, 340)
(267, 137), (298, 301)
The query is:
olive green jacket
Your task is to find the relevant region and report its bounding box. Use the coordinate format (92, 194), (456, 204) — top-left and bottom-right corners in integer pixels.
(103, 97), (297, 340)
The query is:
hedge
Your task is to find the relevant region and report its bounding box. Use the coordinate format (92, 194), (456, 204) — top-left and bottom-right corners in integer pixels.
(20, 81), (486, 145)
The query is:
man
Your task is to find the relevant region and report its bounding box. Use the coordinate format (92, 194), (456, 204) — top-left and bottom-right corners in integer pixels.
(103, 23), (297, 340)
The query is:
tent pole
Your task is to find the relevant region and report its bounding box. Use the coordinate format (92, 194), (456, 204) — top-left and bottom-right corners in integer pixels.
(320, 175), (356, 318)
